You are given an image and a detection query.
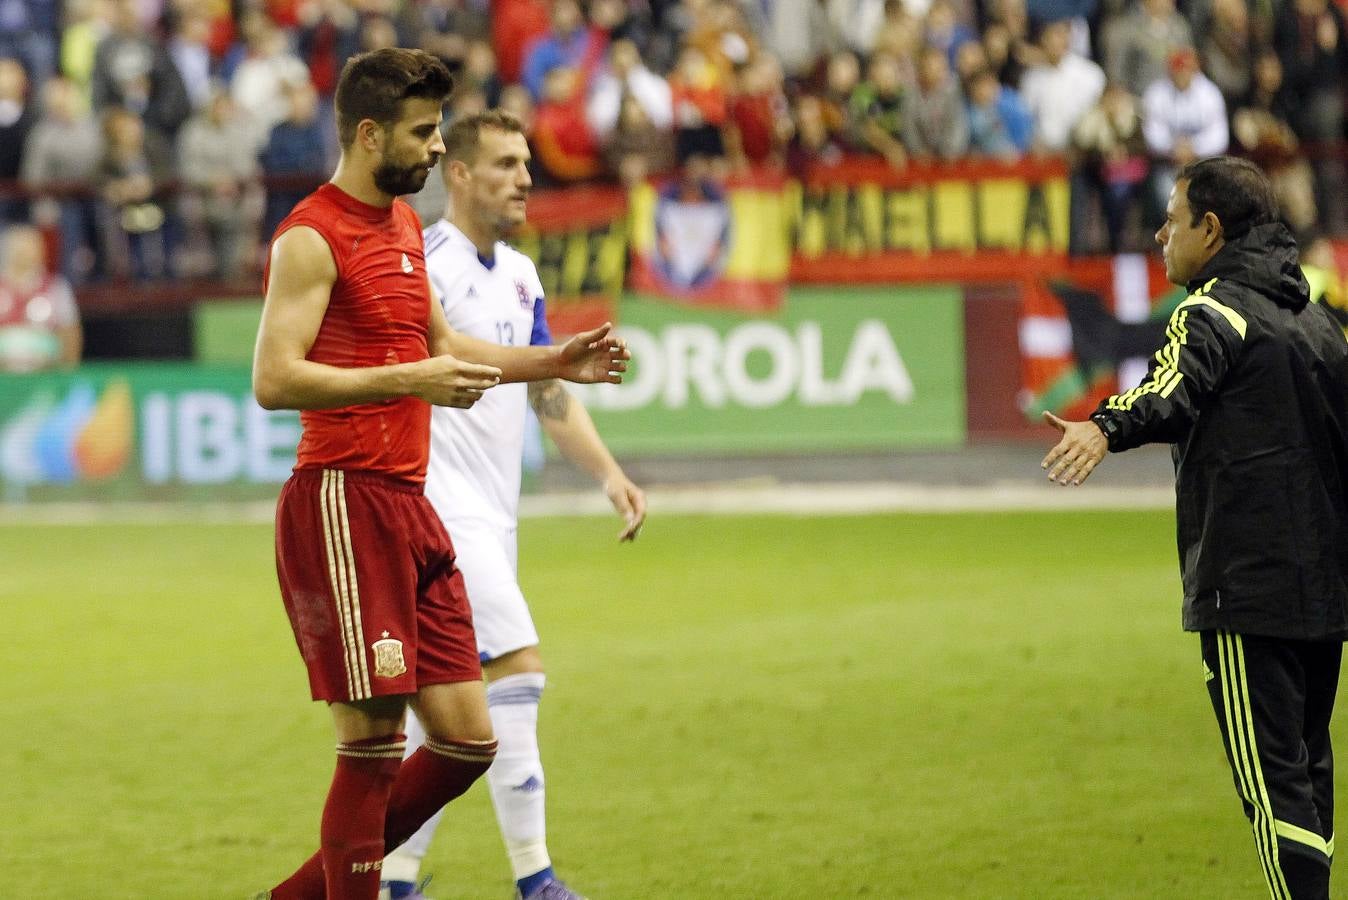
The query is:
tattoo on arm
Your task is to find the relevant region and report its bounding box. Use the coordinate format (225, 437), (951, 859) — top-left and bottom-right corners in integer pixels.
(529, 379), (572, 421)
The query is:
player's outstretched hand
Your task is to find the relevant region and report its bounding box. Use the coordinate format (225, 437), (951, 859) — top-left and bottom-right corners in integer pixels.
(604, 473), (647, 542)
(416, 354), (502, 408)
(1040, 411), (1108, 486)
(558, 323), (630, 384)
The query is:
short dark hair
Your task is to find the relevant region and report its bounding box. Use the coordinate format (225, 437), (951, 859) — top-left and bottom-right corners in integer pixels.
(966, 66), (997, 86)
(334, 48), (454, 147)
(1032, 17), (1071, 44)
(443, 110), (526, 165)
(1176, 156), (1279, 239)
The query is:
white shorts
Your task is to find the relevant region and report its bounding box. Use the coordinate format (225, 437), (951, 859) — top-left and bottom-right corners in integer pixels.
(443, 518), (539, 662)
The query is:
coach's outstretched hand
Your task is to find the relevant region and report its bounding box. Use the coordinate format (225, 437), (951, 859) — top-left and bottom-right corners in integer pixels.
(558, 323), (630, 384)
(415, 354), (502, 408)
(1041, 411), (1108, 486)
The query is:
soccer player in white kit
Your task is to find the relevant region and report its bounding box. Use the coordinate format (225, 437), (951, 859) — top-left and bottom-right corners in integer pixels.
(381, 111), (646, 900)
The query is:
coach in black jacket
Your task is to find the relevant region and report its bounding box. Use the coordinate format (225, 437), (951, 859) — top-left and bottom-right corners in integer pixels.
(1043, 156), (1348, 900)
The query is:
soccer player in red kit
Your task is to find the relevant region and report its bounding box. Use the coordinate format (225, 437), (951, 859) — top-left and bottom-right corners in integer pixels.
(250, 49), (628, 900)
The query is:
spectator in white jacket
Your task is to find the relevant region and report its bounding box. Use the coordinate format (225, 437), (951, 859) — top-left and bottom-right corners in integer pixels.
(230, 13), (311, 149)
(585, 39), (672, 141)
(1142, 47), (1228, 210)
(1019, 18), (1105, 152)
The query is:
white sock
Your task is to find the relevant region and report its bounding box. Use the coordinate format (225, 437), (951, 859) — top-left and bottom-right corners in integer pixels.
(486, 672), (551, 879)
(382, 709), (438, 884)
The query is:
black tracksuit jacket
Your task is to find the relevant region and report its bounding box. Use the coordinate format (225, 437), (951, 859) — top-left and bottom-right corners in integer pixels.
(1092, 223), (1348, 640)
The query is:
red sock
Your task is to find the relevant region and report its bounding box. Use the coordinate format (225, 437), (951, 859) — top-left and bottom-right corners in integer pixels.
(383, 736), (497, 852)
(270, 736), (495, 900)
(271, 853), (324, 900)
(271, 735), (405, 900)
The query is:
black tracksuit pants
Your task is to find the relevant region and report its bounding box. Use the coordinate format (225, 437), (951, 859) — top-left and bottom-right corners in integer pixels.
(1202, 630), (1342, 900)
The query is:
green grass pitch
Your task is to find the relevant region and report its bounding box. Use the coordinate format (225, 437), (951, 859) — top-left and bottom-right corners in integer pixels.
(4, 510), (1344, 898)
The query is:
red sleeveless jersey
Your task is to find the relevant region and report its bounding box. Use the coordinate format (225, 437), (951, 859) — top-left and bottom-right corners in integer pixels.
(265, 184), (433, 483)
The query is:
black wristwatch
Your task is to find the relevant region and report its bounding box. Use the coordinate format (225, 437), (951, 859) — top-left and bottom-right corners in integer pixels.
(1089, 412), (1119, 447)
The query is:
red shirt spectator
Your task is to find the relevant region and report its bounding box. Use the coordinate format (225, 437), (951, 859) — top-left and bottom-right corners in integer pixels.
(669, 46), (729, 163)
(670, 46), (728, 127)
(0, 224), (81, 372)
(495, 0), (552, 84)
(532, 68), (603, 181)
(728, 55), (789, 166)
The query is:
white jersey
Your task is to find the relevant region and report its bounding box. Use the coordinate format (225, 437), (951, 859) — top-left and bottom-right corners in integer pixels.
(423, 220), (552, 531)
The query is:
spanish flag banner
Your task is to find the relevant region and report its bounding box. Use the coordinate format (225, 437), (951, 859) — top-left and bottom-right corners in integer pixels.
(788, 157), (1069, 283)
(628, 172), (792, 313)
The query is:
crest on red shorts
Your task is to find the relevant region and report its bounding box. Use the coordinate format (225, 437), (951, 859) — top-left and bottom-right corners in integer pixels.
(372, 632), (406, 678)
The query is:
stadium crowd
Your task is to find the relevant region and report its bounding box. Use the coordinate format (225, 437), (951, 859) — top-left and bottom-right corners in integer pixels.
(0, 0), (1346, 293)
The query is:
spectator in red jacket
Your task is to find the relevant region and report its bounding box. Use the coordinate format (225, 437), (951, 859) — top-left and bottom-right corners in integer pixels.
(532, 66), (603, 182)
(669, 44), (729, 173)
(494, 0), (551, 84)
(727, 54), (790, 170)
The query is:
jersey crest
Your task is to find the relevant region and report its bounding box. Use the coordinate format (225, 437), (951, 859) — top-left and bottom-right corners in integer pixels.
(372, 632), (407, 678)
(515, 280), (532, 310)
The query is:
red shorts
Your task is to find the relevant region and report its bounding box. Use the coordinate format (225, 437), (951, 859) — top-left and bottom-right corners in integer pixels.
(274, 468), (481, 702)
